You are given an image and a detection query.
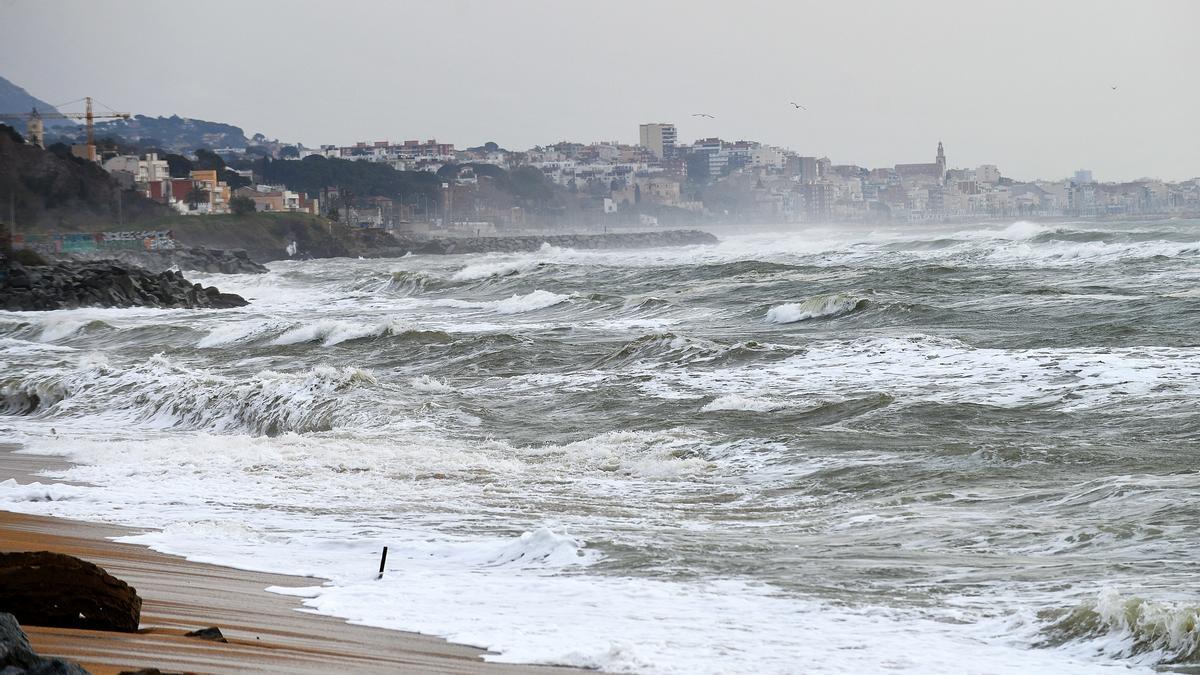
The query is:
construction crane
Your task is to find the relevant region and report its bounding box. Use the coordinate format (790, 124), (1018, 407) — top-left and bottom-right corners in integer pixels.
(0, 96), (131, 159)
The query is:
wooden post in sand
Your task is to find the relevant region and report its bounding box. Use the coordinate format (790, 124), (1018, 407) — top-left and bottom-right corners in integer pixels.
(377, 547), (388, 580)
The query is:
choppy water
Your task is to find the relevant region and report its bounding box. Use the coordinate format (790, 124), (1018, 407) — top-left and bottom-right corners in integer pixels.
(2, 219), (1200, 673)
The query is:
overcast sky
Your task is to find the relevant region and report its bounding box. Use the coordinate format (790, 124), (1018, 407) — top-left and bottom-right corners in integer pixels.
(2, 0), (1197, 181)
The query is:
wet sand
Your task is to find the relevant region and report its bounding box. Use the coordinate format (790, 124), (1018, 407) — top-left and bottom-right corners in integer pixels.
(0, 447), (580, 674)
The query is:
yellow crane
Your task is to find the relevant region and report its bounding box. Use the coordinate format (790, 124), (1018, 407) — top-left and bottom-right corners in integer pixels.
(0, 96), (131, 159)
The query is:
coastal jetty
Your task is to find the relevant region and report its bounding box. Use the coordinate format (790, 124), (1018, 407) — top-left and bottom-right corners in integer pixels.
(67, 247), (269, 275)
(1, 260), (248, 311)
(389, 229), (718, 256)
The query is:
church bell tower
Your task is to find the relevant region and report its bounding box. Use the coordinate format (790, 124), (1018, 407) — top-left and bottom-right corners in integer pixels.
(936, 141), (946, 180)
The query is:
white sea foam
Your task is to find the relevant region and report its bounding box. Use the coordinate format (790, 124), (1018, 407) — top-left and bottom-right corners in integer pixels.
(410, 374), (454, 393)
(701, 394), (785, 413)
(996, 220), (1048, 240)
(635, 335), (1200, 413)
(491, 290), (572, 314)
(451, 258), (538, 281)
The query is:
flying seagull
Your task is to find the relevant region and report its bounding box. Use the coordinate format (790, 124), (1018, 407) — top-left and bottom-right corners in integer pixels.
(691, 113), (716, 119)
(790, 102), (807, 110)
(1111, 86), (1118, 91)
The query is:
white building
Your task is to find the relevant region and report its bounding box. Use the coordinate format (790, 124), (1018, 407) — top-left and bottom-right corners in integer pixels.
(977, 164), (1001, 184)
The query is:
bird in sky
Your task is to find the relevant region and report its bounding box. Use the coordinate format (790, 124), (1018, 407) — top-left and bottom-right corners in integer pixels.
(790, 102), (807, 110)
(691, 113), (716, 119)
(1111, 86), (1118, 91)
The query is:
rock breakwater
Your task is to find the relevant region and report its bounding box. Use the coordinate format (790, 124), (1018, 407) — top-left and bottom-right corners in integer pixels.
(65, 247), (268, 275)
(1, 260), (248, 311)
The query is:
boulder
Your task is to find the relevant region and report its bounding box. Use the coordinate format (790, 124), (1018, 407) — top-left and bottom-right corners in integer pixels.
(0, 613), (89, 675)
(0, 552), (141, 633)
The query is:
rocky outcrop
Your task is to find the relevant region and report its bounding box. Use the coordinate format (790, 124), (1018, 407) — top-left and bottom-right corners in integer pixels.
(0, 261), (248, 311)
(0, 612), (90, 674)
(0, 552), (142, 633)
(65, 248), (268, 275)
(380, 229), (719, 256)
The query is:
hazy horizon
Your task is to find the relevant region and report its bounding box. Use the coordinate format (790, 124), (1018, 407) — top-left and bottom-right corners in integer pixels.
(1, 0), (1197, 182)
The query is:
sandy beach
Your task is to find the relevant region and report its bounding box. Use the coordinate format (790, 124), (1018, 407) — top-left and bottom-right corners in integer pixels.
(0, 447), (579, 675)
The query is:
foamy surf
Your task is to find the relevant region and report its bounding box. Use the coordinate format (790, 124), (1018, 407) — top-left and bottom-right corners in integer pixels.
(3, 221), (1198, 673)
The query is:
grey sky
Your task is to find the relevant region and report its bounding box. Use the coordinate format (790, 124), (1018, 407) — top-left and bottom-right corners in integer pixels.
(2, 0), (1197, 181)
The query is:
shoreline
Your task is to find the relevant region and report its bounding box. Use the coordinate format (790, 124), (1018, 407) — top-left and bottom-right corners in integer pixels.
(0, 447), (579, 674)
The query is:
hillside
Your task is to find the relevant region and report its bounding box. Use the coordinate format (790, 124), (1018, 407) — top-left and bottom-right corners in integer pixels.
(0, 124), (170, 229)
(0, 75), (76, 130)
(50, 114), (251, 153)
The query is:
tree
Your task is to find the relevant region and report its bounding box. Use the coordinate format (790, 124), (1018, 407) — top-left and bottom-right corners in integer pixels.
(339, 187), (355, 225)
(230, 195), (256, 215)
(163, 153), (193, 178)
(185, 186), (209, 209)
(194, 148), (226, 171)
(280, 145), (300, 159)
(220, 169), (251, 191)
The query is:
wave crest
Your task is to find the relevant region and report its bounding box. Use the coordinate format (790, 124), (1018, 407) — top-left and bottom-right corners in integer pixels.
(1039, 589), (1200, 666)
(3, 356), (379, 435)
(766, 293), (868, 323)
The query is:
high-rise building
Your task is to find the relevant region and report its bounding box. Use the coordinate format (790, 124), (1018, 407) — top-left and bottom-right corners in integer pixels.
(1073, 169), (1094, 184)
(977, 164), (1001, 184)
(639, 123), (677, 161)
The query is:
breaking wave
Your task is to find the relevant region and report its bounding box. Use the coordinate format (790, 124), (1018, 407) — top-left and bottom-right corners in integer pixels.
(490, 290), (572, 314)
(700, 395), (785, 413)
(270, 318), (413, 347)
(0, 355), (380, 435)
(1039, 589), (1200, 666)
(385, 269), (439, 295)
(765, 293), (868, 323)
(450, 244), (564, 282)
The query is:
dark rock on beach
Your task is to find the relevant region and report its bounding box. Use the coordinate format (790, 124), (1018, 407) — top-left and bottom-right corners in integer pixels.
(0, 612), (90, 674)
(0, 260), (248, 311)
(183, 626), (228, 643)
(0, 552), (142, 633)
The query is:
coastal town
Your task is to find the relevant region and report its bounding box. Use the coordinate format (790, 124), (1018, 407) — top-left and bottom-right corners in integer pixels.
(16, 109), (1200, 234)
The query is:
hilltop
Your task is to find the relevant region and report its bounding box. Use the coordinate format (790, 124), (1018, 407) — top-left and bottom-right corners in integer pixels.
(0, 75), (75, 129)
(49, 114), (254, 154)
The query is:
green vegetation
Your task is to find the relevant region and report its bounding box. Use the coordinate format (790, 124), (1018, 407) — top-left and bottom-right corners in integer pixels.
(256, 155), (442, 202)
(0, 124), (171, 229)
(229, 195), (256, 215)
(143, 212), (351, 261)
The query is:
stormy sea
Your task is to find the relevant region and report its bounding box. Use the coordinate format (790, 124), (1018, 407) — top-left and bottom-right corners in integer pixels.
(2, 219), (1198, 673)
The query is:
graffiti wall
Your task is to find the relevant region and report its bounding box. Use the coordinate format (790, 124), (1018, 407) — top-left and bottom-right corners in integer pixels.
(13, 230), (177, 254)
